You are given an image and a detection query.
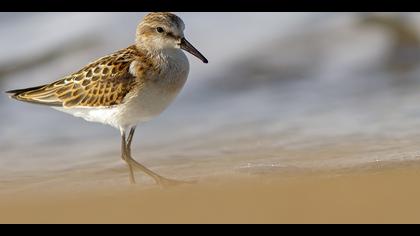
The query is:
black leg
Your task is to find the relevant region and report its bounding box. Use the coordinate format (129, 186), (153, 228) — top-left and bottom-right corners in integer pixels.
(124, 127), (194, 187)
(126, 127), (136, 157)
(121, 130), (136, 184)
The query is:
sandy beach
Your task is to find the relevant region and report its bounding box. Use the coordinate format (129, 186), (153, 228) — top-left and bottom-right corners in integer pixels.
(1, 162), (420, 224)
(3, 12), (420, 224)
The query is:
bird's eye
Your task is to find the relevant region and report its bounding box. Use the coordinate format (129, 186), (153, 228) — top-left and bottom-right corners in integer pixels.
(156, 27), (164, 33)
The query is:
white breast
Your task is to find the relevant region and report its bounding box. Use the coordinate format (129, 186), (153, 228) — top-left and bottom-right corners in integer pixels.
(55, 49), (190, 131)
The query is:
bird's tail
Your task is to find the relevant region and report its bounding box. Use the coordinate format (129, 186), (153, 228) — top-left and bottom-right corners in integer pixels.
(6, 85), (62, 106)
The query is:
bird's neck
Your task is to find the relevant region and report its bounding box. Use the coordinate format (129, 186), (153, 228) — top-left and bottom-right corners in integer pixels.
(136, 43), (185, 65)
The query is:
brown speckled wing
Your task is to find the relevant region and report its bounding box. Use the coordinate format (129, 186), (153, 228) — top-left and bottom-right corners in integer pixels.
(8, 46), (142, 108)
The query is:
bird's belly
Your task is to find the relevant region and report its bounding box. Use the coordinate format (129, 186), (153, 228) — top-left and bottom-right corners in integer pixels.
(117, 77), (187, 127)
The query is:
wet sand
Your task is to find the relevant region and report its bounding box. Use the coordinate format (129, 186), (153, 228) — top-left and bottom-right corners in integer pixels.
(3, 13), (420, 224)
(1, 163), (420, 223)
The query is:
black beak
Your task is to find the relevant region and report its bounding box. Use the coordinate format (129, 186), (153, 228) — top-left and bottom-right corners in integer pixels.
(180, 38), (208, 64)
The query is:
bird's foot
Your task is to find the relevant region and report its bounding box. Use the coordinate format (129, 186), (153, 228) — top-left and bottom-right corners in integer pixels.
(154, 176), (197, 188)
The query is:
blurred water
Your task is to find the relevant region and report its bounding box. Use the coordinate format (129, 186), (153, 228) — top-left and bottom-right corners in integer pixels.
(2, 12), (420, 189)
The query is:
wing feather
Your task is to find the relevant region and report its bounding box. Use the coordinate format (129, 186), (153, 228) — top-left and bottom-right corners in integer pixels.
(7, 46), (145, 108)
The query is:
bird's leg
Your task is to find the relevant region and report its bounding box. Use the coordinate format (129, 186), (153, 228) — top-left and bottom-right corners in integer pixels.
(125, 127), (195, 187)
(121, 131), (136, 184)
(126, 127), (136, 156)
(125, 127), (170, 185)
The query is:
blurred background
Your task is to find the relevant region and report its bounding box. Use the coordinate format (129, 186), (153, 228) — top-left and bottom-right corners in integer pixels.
(2, 12), (420, 189)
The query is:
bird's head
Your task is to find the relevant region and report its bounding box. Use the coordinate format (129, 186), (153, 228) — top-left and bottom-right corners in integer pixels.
(136, 12), (208, 64)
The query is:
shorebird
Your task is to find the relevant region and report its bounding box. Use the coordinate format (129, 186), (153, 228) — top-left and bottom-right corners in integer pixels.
(6, 12), (208, 186)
